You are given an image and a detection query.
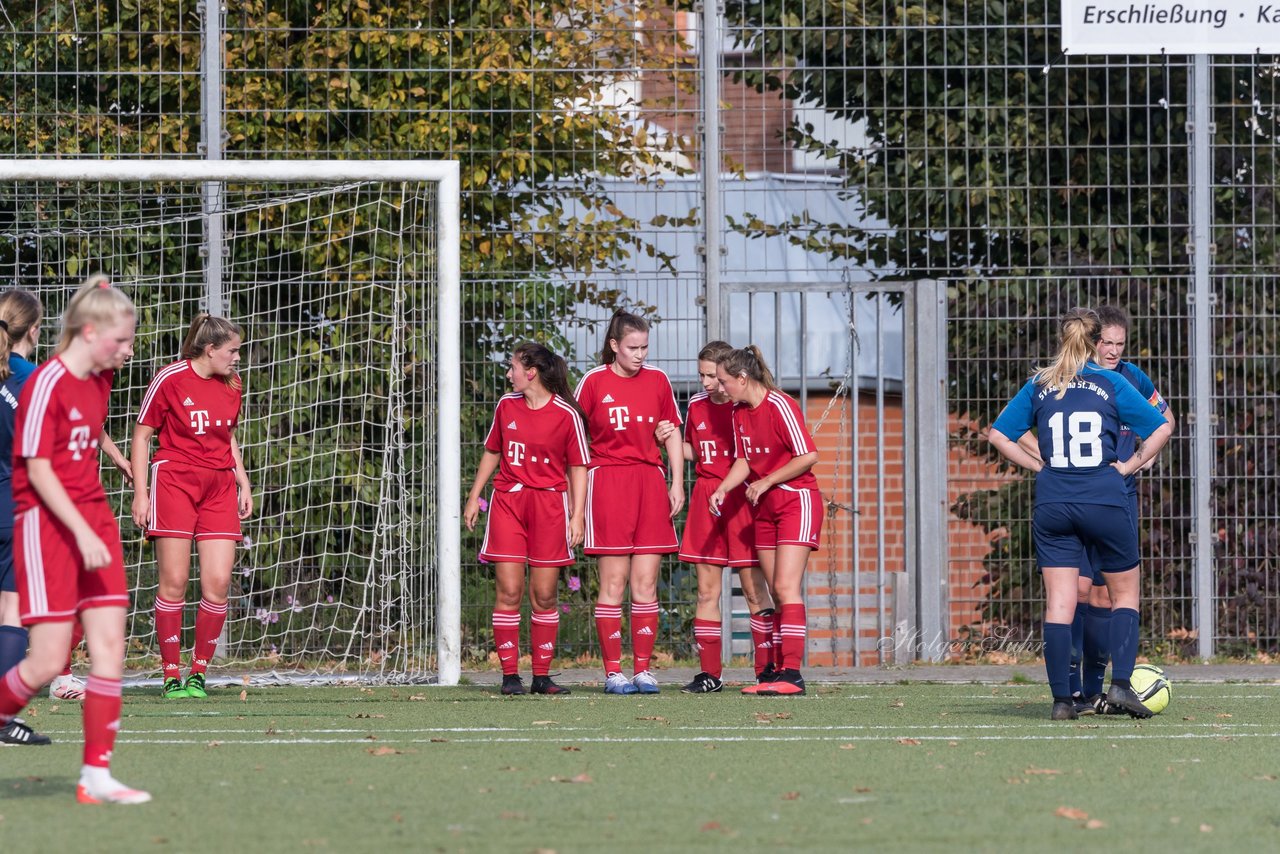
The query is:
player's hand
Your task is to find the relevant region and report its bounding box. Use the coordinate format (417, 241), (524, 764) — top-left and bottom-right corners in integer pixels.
(113, 457), (134, 487)
(131, 493), (150, 529)
(668, 481), (685, 518)
(744, 478), (772, 505)
(463, 496), (481, 530)
(76, 530), (111, 570)
(237, 481), (254, 520)
(655, 420), (677, 443)
(568, 513), (584, 548)
(709, 488), (726, 516)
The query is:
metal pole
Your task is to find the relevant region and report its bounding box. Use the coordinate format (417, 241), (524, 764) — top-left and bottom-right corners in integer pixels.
(913, 280), (949, 661)
(701, 1), (724, 340)
(1189, 55), (1216, 660)
(200, 0), (225, 317)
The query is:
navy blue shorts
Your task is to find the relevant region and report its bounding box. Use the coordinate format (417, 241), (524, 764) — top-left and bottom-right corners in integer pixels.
(1034, 501), (1138, 574)
(0, 530), (12, 594)
(1084, 493), (1140, 585)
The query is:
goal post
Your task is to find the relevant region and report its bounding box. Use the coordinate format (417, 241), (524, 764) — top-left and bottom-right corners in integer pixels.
(0, 159), (461, 686)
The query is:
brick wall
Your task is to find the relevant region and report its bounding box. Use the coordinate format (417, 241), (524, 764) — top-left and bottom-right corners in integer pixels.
(796, 393), (1012, 666)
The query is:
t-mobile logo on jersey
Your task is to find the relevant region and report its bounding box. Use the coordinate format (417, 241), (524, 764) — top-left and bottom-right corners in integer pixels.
(507, 440), (527, 466)
(739, 435), (754, 457)
(67, 425), (91, 460)
(699, 440), (718, 464)
(189, 409), (211, 435)
(607, 405), (630, 431)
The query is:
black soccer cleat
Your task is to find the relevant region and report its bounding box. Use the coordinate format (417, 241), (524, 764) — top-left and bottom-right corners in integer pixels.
(756, 664), (780, 685)
(1073, 693), (1098, 716)
(1050, 700), (1079, 721)
(756, 668), (806, 696)
(500, 674), (527, 696)
(1105, 684), (1154, 719)
(530, 675), (571, 695)
(0, 718), (52, 746)
(680, 672), (724, 694)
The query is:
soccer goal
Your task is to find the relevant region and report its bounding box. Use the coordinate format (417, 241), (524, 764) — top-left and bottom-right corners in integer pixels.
(0, 160), (461, 686)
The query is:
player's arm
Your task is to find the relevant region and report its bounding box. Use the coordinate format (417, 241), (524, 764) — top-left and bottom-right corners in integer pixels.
(230, 434), (253, 520)
(1016, 431), (1042, 464)
(710, 458), (752, 514)
(463, 450), (501, 531)
(567, 464), (587, 548)
(663, 427), (685, 517)
(654, 419), (694, 465)
(744, 451), (819, 505)
(130, 423), (156, 528)
(1115, 421), (1173, 478)
(27, 458), (110, 569)
(989, 427), (1044, 473)
(98, 430), (133, 485)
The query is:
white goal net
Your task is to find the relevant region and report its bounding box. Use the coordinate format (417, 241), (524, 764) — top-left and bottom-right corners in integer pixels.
(0, 161), (461, 685)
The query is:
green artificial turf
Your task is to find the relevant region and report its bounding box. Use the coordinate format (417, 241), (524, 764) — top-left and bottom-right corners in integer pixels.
(2, 680), (1278, 852)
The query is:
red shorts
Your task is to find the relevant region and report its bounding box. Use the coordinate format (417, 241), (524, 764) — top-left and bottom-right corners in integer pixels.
(147, 461), (242, 541)
(17, 502), (128, 624)
(679, 477), (756, 567)
(584, 464), (678, 555)
(753, 485), (823, 551)
(479, 487), (574, 567)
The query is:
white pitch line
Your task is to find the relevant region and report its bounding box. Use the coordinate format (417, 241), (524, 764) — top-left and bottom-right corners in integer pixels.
(93, 730), (1280, 746)
(28, 720), (1265, 738)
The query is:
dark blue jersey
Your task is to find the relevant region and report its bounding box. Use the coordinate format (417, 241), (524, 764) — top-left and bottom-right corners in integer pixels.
(1114, 361), (1168, 495)
(992, 362), (1168, 507)
(0, 353), (36, 533)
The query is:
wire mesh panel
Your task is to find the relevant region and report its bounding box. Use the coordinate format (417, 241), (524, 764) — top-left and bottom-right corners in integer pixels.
(947, 277), (1193, 655)
(0, 176), (445, 682)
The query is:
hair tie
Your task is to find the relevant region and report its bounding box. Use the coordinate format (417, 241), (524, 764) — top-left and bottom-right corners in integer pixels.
(0, 319), (9, 333)
(98, 279), (110, 289)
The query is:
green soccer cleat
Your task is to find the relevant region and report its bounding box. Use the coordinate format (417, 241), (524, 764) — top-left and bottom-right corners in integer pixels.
(183, 672), (208, 699)
(162, 677), (189, 699)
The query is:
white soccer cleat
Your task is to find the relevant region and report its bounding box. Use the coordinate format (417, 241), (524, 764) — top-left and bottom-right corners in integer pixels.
(631, 670), (660, 694)
(49, 674), (87, 701)
(77, 777), (152, 805)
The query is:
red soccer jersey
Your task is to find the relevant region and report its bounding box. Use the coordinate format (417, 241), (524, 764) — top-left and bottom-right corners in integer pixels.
(684, 393), (736, 480)
(483, 394), (590, 492)
(732, 390), (819, 490)
(574, 364), (681, 468)
(12, 359), (113, 512)
(137, 360), (242, 470)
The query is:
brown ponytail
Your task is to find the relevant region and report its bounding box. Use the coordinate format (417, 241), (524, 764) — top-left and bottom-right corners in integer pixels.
(0, 289), (42, 382)
(719, 345), (779, 391)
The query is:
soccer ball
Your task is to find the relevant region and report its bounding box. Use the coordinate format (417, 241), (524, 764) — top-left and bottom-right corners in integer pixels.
(1128, 664), (1171, 714)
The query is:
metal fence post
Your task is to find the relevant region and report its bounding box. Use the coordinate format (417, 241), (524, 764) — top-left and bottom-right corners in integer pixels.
(1189, 55), (1216, 660)
(912, 279), (949, 660)
(200, 0), (226, 318)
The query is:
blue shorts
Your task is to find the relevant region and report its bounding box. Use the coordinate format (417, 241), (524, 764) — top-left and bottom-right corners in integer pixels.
(1084, 492), (1140, 585)
(1034, 502), (1138, 574)
(0, 529), (12, 594)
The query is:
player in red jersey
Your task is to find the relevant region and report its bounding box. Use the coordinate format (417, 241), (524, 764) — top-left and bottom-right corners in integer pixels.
(711, 346), (821, 696)
(464, 342), (589, 696)
(574, 309), (684, 694)
(657, 341), (771, 694)
(0, 274), (149, 804)
(130, 314), (252, 702)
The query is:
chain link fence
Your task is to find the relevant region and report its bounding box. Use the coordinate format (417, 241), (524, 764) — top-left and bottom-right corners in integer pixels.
(2, 0), (1275, 664)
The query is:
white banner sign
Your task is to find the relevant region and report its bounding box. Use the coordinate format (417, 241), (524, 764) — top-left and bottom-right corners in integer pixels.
(1062, 1), (1280, 54)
